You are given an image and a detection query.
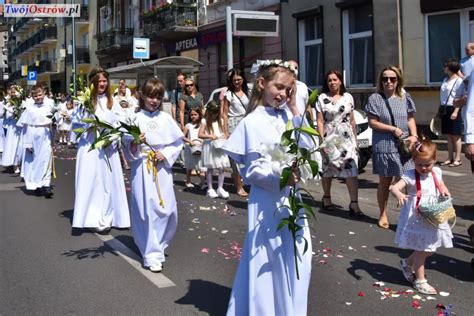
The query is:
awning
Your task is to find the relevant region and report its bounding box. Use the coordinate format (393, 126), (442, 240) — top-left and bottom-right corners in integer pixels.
(107, 56), (204, 75)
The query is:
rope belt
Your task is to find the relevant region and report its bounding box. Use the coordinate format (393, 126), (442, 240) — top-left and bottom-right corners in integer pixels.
(144, 150), (165, 208)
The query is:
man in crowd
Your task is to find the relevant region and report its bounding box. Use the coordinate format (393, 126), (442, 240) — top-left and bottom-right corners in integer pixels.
(171, 73), (185, 122)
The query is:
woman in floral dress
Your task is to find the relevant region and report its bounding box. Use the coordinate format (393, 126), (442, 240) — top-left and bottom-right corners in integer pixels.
(316, 70), (363, 216)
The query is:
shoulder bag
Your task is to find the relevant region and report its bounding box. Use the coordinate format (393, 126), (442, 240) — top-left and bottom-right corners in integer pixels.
(380, 94), (412, 164)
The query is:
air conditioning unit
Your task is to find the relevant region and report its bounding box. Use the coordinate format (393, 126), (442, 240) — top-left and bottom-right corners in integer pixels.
(233, 13), (279, 37)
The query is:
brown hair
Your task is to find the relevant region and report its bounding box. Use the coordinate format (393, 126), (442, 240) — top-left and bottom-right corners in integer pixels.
(322, 70), (346, 95)
(138, 78), (165, 109)
(88, 67), (113, 110)
(412, 137), (437, 161)
(188, 107), (203, 129)
(30, 84), (44, 94)
(377, 65), (405, 98)
(247, 65), (294, 114)
(204, 100), (222, 135)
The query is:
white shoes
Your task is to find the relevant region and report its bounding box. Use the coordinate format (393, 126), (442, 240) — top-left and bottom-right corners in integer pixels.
(149, 262), (162, 273)
(185, 182), (195, 188)
(14, 167), (20, 174)
(207, 188), (218, 198)
(217, 188), (229, 199)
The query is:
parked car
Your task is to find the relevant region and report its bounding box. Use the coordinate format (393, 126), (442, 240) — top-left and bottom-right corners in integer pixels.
(206, 86), (372, 170)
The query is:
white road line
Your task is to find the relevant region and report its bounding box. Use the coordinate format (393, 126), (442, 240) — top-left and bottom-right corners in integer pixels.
(95, 234), (176, 288)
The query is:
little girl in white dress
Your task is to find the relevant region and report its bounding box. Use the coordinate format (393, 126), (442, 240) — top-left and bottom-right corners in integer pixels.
(199, 101), (230, 199)
(183, 107), (206, 188)
(390, 138), (453, 295)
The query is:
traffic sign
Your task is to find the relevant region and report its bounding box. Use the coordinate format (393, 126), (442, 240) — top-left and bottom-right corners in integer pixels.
(133, 38), (150, 59)
(27, 70), (37, 81)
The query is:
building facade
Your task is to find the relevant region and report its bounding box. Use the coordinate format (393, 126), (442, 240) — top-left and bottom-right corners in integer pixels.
(6, 0), (97, 94)
(281, 0), (474, 126)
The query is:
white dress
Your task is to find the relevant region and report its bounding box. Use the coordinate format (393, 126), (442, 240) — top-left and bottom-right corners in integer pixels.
(201, 119), (230, 169)
(1, 101), (23, 166)
(395, 167), (453, 252)
(183, 122), (204, 170)
(16, 102), (53, 190)
(225, 90), (248, 134)
(0, 100), (5, 153)
(222, 105), (313, 316)
(72, 95), (130, 230)
(124, 110), (183, 267)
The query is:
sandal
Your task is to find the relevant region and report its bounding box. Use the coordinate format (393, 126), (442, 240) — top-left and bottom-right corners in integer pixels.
(321, 195), (334, 211)
(237, 189), (249, 197)
(440, 160), (452, 166)
(413, 279), (437, 295)
(400, 259), (414, 283)
(349, 201), (364, 217)
(377, 219), (390, 229)
(449, 160), (462, 167)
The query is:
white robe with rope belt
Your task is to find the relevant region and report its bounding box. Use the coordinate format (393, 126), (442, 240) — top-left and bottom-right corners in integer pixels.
(123, 110), (183, 267)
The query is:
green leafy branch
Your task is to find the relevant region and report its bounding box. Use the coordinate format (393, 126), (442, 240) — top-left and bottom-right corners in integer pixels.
(277, 89), (320, 280)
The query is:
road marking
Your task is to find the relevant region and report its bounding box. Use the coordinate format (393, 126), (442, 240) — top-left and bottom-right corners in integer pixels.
(0, 182), (22, 191)
(96, 234), (176, 288)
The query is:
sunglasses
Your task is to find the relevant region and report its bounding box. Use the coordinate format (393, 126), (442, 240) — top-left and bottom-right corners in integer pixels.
(382, 76), (397, 83)
(185, 84), (194, 87)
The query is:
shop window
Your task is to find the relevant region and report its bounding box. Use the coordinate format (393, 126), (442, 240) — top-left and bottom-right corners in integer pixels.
(342, 4), (374, 86)
(425, 8), (473, 83)
(298, 15), (323, 87)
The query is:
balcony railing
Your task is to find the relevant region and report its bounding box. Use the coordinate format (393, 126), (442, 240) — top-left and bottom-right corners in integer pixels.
(27, 59), (58, 74)
(65, 6), (89, 24)
(142, 1), (197, 39)
(14, 26), (58, 56)
(66, 46), (91, 65)
(97, 28), (133, 51)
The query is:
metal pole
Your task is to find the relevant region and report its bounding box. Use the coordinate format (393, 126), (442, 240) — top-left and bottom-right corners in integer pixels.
(226, 6), (233, 71)
(71, 0), (76, 96)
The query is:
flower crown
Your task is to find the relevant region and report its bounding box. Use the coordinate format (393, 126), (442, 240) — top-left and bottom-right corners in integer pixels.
(250, 59), (298, 76)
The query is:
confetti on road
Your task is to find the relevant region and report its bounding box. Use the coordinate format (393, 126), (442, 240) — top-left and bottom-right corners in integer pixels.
(349, 231), (355, 235)
(221, 230), (228, 234)
(439, 292), (450, 297)
(201, 248), (209, 253)
(373, 281), (385, 287)
(191, 218), (200, 224)
(412, 300), (421, 309)
(345, 302), (352, 305)
(358, 292), (365, 297)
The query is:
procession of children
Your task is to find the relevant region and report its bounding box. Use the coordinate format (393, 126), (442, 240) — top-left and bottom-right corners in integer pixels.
(0, 60), (458, 316)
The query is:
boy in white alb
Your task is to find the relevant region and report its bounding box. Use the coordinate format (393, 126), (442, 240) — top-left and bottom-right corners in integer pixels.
(17, 84), (54, 197)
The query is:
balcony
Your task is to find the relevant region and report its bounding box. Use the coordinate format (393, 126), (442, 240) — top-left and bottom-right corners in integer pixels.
(27, 59), (58, 74)
(66, 46), (91, 65)
(14, 26), (58, 57)
(65, 6), (89, 25)
(97, 28), (133, 52)
(142, 1), (198, 40)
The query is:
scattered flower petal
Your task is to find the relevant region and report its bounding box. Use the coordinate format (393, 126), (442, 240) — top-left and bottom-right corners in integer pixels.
(358, 292), (365, 297)
(412, 300), (421, 309)
(439, 291), (450, 297)
(373, 281), (385, 287)
(345, 302), (352, 305)
(412, 295), (422, 300)
(201, 248), (209, 253)
(349, 231), (355, 235)
(426, 296), (436, 300)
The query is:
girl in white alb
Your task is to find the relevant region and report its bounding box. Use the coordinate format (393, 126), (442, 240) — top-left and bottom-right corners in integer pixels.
(199, 101), (230, 199)
(183, 107), (206, 188)
(124, 78), (184, 273)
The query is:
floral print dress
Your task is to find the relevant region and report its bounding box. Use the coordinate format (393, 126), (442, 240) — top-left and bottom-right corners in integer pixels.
(316, 92), (358, 178)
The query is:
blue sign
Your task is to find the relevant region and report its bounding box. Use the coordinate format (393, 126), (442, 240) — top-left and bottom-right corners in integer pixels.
(27, 71), (37, 81)
(133, 38), (150, 59)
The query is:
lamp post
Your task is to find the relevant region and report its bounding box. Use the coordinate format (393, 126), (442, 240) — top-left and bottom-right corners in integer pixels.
(71, 0), (77, 96)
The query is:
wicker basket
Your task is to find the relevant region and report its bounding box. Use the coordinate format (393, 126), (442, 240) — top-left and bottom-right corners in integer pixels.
(418, 195), (456, 228)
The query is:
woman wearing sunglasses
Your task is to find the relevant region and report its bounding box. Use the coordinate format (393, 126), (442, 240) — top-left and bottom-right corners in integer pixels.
(178, 77), (204, 131)
(365, 65), (418, 229)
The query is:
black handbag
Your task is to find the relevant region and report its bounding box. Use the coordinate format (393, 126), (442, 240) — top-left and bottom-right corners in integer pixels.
(437, 78), (459, 118)
(380, 94), (412, 165)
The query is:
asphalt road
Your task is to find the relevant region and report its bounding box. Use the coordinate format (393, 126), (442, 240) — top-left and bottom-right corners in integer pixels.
(1, 145), (473, 315)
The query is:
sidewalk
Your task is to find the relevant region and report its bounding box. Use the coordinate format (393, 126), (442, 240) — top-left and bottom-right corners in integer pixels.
(303, 148), (473, 230)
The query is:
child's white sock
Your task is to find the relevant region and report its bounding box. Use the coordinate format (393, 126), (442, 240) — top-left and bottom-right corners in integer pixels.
(217, 170), (225, 190)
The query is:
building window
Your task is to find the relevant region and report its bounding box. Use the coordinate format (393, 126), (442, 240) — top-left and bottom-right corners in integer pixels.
(425, 8), (473, 83)
(342, 4), (374, 86)
(298, 15), (323, 87)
